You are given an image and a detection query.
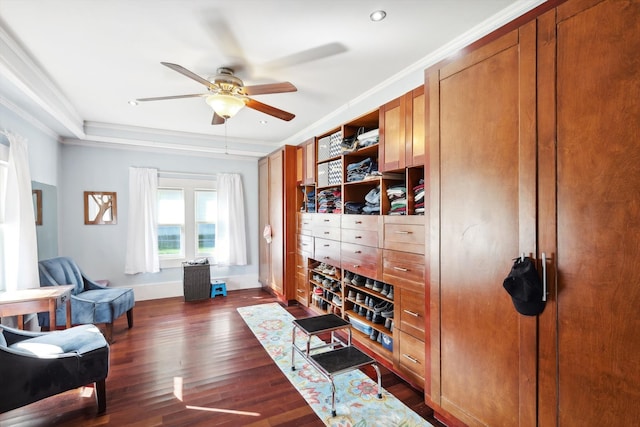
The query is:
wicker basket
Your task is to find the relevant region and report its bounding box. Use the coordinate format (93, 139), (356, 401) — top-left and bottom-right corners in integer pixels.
(183, 263), (211, 301)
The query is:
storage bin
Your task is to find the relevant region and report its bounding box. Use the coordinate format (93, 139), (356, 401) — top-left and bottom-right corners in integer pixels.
(182, 263), (211, 301)
(318, 163), (329, 187)
(317, 135), (332, 161)
(348, 316), (373, 335)
(328, 159), (342, 185)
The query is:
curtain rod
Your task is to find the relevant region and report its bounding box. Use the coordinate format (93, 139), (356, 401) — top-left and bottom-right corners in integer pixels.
(158, 170), (217, 179)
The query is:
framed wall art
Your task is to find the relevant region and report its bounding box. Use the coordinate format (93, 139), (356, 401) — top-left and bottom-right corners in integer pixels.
(84, 191), (117, 225)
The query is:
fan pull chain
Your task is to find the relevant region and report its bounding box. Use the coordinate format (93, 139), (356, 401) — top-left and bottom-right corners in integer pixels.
(224, 118), (228, 155)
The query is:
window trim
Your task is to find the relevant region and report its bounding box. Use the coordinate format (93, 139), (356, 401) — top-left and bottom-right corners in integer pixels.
(157, 177), (216, 269)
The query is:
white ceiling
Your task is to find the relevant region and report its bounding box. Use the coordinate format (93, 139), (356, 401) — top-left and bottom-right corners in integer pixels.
(0, 0), (545, 158)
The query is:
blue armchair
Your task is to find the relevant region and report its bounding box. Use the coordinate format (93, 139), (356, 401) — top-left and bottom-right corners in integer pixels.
(38, 257), (134, 342)
(0, 324), (109, 414)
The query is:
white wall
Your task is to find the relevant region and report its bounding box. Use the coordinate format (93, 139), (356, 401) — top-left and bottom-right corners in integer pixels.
(58, 143), (260, 300)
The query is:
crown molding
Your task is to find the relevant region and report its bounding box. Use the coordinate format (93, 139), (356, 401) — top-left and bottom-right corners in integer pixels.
(0, 23), (85, 139)
(0, 94), (60, 140)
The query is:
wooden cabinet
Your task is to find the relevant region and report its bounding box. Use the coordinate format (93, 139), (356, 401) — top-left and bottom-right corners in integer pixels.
(258, 146), (298, 303)
(427, 0), (640, 425)
(297, 137), (315, 185)
(379, 86), (426, 172)
(428, 21), (538, 427)
(537, 1), (640, 425)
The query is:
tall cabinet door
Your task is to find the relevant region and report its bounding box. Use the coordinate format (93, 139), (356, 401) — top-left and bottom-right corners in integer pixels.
(428, 22), (539, 427)
(258, 157), (270, 287)
(538, 0), (640, 425)
(268, 150), (285, 295)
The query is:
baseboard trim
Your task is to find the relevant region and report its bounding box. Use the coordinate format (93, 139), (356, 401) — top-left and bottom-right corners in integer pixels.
(131, 274), (260, 301)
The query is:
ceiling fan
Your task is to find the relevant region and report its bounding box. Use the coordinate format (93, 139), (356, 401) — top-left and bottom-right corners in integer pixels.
(136, 62), (297, 124)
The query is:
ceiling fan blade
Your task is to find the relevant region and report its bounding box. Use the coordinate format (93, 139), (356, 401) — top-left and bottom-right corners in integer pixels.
(161, 62), (212, 88)
(136, 93), (206, 102)
(260, 42), (347, 71)
(243, 82), (297, 96)
(211, 112), (225, 125)
(205, 18), (249, 75)
(246, 98), (295, 121)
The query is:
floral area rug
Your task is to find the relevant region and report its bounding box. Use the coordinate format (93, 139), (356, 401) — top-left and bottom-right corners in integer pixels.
(237, 303), (433, 427)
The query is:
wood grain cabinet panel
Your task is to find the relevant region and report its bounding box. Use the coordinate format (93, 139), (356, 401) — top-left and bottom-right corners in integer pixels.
(313, 238), (341, 268)
(382, 250), (425, 293)
(340, 242), (382, 280)
(383, 216), (425, 254)
(398, 288), (425, 340)
(396, 330), (425, 387)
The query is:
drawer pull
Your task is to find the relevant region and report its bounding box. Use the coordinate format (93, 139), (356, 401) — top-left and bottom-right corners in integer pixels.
(324, 244), (330, 247)
(323, 256), (330, 260)
(354, 250), (361, 254)
(355, 235), (362, 239)
(355, 220), (362, 224)
(324, 231), (330, 235)
(353, 264), (360, 268)
(323, 219), (330, 222)
(395, 231), (412, 234)
(302, 243), (308, 246)
(296, 265), (303, 268)
(393, 266), (408, 272)
(297, 289), (304, 294)
(403, 309), (419, 317)
(303, 222), (310, 225)
(402, 354), (419, 364)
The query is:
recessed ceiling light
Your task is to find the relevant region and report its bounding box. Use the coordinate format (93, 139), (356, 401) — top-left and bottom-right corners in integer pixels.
(370, 10), (386, 22)
(128, 100), (138, 106)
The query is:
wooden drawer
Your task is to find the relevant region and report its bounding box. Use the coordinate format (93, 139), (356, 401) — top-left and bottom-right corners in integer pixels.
(396, 330), (425, 387)
(313, 213), (342, 228)
(340, 242), (382, 280)
(313, 226), (341, 241)
(341, 214), (380, 231)
(341, 228), (379, 247)
(298, 213), (314, 236)
(314, 238), (341, 267)
(398, 288), (425, 339)
(297, 234), (314, 258)
(382, 250), (425, 292)
(383, 216), (425, 254)
(295, 272), (308, 306)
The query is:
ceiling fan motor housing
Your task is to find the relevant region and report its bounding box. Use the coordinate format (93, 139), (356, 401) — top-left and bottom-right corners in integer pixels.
(210, 67), (245, 95)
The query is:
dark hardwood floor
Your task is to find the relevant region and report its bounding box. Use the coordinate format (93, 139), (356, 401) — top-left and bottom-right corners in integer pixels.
(0, 288), (445, 426)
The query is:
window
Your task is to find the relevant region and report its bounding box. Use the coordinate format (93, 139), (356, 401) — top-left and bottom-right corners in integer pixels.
(157, 177), (216, 268)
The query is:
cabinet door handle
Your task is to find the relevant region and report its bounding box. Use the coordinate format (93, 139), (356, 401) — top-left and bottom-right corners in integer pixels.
(395, 231), (412, 234)
(542, 252), (548, 302)
(402, 354), (419, 364)
(393, 266), (408, 272)
(403, 309), (419, 317)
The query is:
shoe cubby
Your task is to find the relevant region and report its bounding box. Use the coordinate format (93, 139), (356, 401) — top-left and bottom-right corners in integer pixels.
(341, 270), (395, 358)
(309, 261), (343, 316)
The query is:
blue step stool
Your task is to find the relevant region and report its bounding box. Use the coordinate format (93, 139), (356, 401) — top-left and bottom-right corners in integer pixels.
(210, 280), (227, 298)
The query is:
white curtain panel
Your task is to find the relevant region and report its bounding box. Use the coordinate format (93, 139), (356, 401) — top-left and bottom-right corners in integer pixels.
(3, 132), (38, 292)
(124, 167), (159, 274)
(215, 173), (247, 266)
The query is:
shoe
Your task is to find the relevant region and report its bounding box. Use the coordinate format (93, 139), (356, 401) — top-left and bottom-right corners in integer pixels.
(356, 293), (365, 303)
(372, 281), (384, 292)
(343, 271), (354, 284)
(314, 287), (323, 295)
(317, 262), (328, 272)
(358, 306), (367, 316)
(377, 332), (384, 344)
(368, 297), (376, 308)
(384, 318), (393, 329)
(348, 290), (356, 299)
(373, 313), (385, 324)
(332, 295), (342, 306)
(313, 274), (322, 282)
(322, 278), (332, 288)
(381, 304), (394, 318)
(373, 301), (389, 313)
(351, 275), (365, 286)
(366, 310), (373, 321)
(332, 282), (341, 292)
(381, 283), (390, 296)
(353, 306), (359, 314)
(365, 278), (374, 289)
(323, 265), (336, 276)
(370, 330), (379, 341)
(386, 286), (394, 300)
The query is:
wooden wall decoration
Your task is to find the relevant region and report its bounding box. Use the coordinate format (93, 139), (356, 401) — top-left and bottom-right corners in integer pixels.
(32, 189), (42, 225)
(84, 191), (117, 225)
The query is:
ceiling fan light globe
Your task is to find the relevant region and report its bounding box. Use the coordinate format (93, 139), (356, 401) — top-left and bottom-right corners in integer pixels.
(205, 93), (246, 118)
